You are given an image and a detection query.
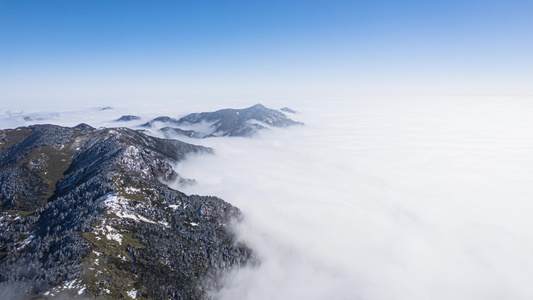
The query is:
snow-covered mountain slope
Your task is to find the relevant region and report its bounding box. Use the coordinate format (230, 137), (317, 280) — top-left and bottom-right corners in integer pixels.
(0, 124), (253, 299)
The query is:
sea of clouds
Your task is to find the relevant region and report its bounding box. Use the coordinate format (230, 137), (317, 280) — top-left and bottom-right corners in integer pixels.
(2, 96), (532, 299)
(173, 97), (533, 300)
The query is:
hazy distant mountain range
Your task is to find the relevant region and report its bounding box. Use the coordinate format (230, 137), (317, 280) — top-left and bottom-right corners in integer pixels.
(127, 103), (302, 138)
(0, 104), (300, 299)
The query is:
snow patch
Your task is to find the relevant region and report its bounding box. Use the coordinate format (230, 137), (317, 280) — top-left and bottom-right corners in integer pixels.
(101, 193), (170, 228)
(127, 289), (138, 299)
(17, 234), (35, 251)
(78, 287), (87, 295)
(105, 225), (123, 244)
(44, 279), (87, 297)
(124, 186), (141, 194)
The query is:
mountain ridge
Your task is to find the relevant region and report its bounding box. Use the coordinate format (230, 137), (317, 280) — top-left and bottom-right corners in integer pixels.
(0, 123), (253, 299)
(142, 104), (303, 138)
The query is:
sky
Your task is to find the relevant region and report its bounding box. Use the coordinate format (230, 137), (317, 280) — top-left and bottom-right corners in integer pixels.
(1, 0), (533, 107)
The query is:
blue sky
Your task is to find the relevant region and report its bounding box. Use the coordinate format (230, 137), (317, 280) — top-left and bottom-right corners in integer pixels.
(1, 0), (532, 104)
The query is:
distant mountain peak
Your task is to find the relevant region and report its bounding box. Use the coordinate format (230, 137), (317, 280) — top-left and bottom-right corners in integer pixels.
(140, 116), (180, 128)
(115, 115), (141, 122)
(141, 104), (303, 139)
(280, 107), (296, 114)
(250, 103), (266, 109)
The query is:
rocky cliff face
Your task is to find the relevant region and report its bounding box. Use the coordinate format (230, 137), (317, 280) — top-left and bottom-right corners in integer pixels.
(0, 124), (253, 299)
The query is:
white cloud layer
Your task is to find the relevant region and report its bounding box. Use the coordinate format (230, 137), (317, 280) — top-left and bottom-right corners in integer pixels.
(1, 96), (533, 299)
(172, 97), (533, 300)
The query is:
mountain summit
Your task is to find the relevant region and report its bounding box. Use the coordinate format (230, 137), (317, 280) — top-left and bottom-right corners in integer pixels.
(0, 124), (253, 299)
(142, 104), (303, 138)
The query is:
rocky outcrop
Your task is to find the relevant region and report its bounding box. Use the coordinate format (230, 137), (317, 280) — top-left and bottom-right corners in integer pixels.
(0, 124), (253, 299)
